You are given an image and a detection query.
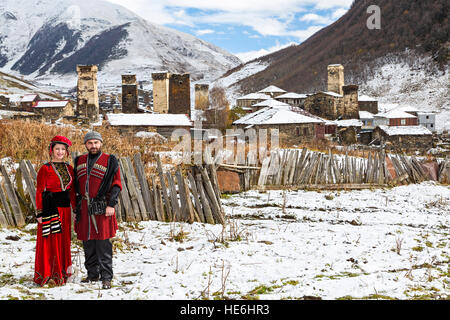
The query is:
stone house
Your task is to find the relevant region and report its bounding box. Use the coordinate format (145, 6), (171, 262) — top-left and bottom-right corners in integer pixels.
(104, 113), (193, 138)
(373, 125), (433, 151)
(33, 100), (74, 120)
(275, 92), (307, 108)
(303, 91), (343, 120)
(236, 92), (271, 111)
(233, 106), (325, 144)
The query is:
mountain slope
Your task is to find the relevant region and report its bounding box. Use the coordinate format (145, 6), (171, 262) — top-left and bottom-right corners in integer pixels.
(0, 0), (241, 85)
(227, 0), (448, 94)
(217, 0), (449, 131)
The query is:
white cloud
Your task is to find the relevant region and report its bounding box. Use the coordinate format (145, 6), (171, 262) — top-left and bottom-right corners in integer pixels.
(235, 42), (298, 63)
(300, 13), (333, 25)
(196, 29), (215, 35)
(104, 0), (350, 41)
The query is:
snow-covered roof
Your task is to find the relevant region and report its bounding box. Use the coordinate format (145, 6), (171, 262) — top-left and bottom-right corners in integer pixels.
(237, 92), (271, 100)
(106, 113), (193, 127)
(34, 100), (70, 108)
(376, 109), (417, 119)
(258, 85), (287, 94)
(358, 95), (377, 102)
(19, 94), (38, 102)
(359, 111), (374, 119)
(276, 92), (308, 99)
(377, 125), (432, 136)
(252, 99), (291, 109)
(234, 107), (324, 126)
(318, 91), (343, 98)
(335, 119), (363, 127)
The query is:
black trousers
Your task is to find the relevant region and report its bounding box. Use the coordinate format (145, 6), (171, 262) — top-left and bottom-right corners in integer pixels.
(82, 239), (113, 281)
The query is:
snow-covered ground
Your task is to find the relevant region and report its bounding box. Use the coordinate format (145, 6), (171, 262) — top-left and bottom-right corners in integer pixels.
(0, 182), (448, 300)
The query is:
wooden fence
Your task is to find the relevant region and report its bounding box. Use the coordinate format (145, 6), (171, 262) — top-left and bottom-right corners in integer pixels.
(0, 148), (448, 228)
(0, 154), (225, 228)
(256, 148), (449, 189)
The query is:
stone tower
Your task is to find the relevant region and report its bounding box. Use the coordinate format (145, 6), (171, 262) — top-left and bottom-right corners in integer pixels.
(327, 64), (344, 95)
(342, 85), (359, 119)
(152, 72), (191, 117)
(77, 65), (99, 121)
(194, 84), (209, 111)
(122, 74), (139, 113)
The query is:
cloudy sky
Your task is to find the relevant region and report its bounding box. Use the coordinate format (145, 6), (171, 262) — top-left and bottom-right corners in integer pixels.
(105, 0), (352, 62)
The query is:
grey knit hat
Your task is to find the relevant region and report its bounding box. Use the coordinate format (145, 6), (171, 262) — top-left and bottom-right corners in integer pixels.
(84, 131), (103, 144)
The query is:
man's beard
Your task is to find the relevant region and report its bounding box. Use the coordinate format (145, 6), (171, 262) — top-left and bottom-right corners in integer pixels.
(88, 147), (101, 155)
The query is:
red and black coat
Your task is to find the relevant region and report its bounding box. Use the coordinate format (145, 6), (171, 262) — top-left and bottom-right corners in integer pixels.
(74, 152), (122, 241)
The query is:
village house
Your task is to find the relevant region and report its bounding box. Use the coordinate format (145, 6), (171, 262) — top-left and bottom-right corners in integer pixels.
(359, 111), (375, 128)
(258, 85), (287, 98)
(104, 113), (193, 138)
(373, 125), (433, 151)
(233, 106), (325, 144)
(358, 95), (378, 114)
(275, 92), (308, 108)
(19, 94), (40, 112)
(32, 100), (74, 121)
(373, 109), (418, 127)
(236, 92), (271, 111)
(251, 99), (292, 112)
(0, 95), (10, 109)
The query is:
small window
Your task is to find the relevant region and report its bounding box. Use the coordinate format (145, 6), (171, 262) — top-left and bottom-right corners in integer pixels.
(430, 124), (433, 128)
(426, 115), (429, 119)
(400, 119), (406, 125)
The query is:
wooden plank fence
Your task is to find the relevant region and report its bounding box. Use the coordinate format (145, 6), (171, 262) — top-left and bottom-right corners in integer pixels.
(0, 149), (448, 228)
(254, 148), (449, 190)
(0, 154), (225, 228)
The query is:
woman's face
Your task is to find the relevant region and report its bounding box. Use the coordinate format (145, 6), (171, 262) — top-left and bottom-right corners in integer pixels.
(52, 143), (67, 162)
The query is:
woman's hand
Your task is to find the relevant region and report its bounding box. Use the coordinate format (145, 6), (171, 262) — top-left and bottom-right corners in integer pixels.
(37, 217), (43, 224)
(105, 206), (115, 217)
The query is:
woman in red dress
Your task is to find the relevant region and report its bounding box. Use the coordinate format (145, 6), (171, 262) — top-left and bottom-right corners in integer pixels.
(34, 136), (76, 286)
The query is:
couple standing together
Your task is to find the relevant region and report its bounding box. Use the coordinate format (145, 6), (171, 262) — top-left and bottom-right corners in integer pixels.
(34, 131), (122, 290)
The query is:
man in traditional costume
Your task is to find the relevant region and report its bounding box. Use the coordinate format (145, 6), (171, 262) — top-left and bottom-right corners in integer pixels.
(74, 131), (122, 289)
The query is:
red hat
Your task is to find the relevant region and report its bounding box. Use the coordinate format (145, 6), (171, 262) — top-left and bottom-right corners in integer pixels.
(49, 135), (72, 157)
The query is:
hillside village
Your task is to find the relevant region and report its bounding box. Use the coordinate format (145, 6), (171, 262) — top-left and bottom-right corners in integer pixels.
(0, 62), (448, 156)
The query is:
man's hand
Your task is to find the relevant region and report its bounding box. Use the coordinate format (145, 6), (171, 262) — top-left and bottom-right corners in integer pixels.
(105, 206), (115, 217)
(37, 217), (42, 224)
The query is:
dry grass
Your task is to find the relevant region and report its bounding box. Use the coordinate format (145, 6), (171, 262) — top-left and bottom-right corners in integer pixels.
(0, 119), (177, 176)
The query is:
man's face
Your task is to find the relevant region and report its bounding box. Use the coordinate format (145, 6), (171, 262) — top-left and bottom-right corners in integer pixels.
(85, 139), (103, 155)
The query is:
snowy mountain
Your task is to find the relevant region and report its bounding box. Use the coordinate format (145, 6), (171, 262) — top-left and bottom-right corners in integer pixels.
(0, 0), (241, 88)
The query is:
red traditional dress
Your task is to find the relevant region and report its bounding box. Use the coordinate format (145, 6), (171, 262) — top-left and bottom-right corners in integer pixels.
(74, 152), (122, 241)
(34, 162), (76, 286)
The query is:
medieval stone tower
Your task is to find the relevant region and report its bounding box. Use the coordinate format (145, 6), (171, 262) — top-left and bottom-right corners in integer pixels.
(194, 84), (209, 111)
(152, 72), (191, 117)
(121, 74), (139, 113)
(76, 65), (99, 121)
(327, 64), (344, 95)
(342, 85), (359, 119)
